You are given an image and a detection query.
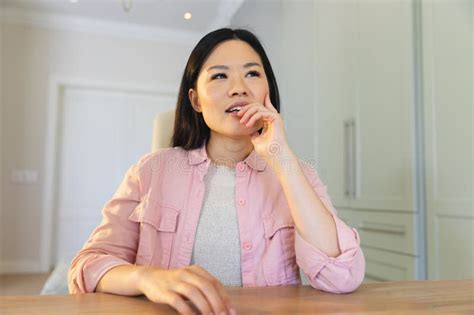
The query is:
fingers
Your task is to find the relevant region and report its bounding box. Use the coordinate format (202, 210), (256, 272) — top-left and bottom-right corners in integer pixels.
(149, 291), (196, 315)
(264, 94), (278, 113)
(237, 102), (259, 118)
(193, 267), (233, 310)
(187, 266), (233, 314)
(172, 281), (213, 315)
(246, 111), (277, 128)
(182, 277), (229, 315)
(237, 95), (277, 120)
(141, 266), (234, 315)
(237, 102), (279, 128)
(239, 106), (260, 125)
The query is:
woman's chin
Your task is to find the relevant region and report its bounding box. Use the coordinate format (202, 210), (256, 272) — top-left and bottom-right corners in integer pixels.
(223, 127), (256, 139)
(212, 123), (261, 138)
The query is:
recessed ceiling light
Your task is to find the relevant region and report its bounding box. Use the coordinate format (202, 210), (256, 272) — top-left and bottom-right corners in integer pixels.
(184, 12), (192, 20)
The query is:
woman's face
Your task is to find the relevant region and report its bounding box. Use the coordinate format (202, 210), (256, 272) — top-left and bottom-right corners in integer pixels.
(189, 40), (269, 138)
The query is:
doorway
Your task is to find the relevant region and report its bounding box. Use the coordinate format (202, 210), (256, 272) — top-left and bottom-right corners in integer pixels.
(51, 85), (175, 265)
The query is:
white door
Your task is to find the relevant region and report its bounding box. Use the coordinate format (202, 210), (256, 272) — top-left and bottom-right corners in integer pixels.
(54, 86), (175, 263)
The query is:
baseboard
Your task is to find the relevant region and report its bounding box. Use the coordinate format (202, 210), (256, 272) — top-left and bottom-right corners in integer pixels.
(0, 259), (47, 274)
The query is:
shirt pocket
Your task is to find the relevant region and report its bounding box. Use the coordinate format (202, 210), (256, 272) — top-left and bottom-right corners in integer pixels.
(262, 214), (299, 285)
(128, 197), (180, 269)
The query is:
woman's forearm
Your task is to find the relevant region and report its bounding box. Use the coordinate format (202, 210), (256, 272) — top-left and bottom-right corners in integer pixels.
(269, 146), (341, 257)
(95, 265), (147, 296)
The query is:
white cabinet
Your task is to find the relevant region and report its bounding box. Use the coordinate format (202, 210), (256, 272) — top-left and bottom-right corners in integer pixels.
(315, 0), (473, 281)
(315, 0), (415, 212)
(314, 0), (356, 209)
(352, 1), (415, 212)
(314, 0), (418, 281)
(337, 208), (418, 282)
(422, 0), (473, 280)
(362, 247), (417, 282)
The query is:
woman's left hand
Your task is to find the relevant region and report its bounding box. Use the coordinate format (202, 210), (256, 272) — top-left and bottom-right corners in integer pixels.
(237, 94), (291, 162)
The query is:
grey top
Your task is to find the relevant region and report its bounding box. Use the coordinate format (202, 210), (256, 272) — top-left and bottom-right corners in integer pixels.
(190, 162), (243, 286)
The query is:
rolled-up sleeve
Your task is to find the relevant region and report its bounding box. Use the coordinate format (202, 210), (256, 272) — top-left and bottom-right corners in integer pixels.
(295, 160), (366, 293)
(68, 155), (149, 293)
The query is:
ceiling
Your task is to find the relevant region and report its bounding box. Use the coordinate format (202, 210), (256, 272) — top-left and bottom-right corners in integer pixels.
(0, 0), (244, 33)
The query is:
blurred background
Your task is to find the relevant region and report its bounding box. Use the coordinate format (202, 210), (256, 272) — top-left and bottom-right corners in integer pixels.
(0, 0), (472, 295)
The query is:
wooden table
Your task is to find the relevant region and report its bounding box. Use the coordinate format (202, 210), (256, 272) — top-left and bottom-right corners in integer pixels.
(1, 279), (473, 314)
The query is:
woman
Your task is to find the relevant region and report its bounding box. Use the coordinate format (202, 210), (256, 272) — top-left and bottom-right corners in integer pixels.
(68, 28), (365, 315)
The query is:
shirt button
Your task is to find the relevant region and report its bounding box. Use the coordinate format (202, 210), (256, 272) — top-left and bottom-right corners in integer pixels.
(243, 242), (252, 250)
(238, 198), (246, 206)
(237, 163), (246, 172)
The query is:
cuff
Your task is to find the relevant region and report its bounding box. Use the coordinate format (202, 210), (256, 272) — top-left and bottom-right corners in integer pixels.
(295, 214), (361, 279)
(82, 255), (133, 293)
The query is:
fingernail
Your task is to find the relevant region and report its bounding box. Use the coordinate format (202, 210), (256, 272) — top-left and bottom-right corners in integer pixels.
(229, 308), (237, 315)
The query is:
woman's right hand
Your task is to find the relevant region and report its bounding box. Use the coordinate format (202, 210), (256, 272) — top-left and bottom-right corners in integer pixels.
(137, 264), (235, 315)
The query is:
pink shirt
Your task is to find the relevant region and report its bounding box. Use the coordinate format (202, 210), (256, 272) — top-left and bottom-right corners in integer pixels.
(68, 145), (365, 294)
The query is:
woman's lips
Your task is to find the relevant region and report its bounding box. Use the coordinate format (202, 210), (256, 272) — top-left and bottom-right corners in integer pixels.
(225, 106), (242, 114)
(225, 101), (249, 112)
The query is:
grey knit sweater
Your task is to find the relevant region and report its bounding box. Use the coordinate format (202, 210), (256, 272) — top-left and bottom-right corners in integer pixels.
(190, 162), (243, 286)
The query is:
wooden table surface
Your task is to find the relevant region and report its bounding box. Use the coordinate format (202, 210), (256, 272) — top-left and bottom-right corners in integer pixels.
(1, 279), (473, 314)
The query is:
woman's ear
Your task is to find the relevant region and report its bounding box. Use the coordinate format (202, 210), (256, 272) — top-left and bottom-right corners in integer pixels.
(188, 88), (202, 113)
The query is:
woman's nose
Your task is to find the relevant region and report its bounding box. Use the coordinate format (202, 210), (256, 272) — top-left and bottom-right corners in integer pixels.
(229, 77), (249, 96)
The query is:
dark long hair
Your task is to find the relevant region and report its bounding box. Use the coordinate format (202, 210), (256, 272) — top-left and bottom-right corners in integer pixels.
(171, 28), (281, 150)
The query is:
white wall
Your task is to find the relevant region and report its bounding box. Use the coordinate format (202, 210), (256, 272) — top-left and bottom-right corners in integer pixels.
(0, 22), (195, 273)
(231, 0), (317, 163)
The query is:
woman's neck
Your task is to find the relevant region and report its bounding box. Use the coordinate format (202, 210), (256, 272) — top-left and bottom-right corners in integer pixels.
(206, 134), (253, 169)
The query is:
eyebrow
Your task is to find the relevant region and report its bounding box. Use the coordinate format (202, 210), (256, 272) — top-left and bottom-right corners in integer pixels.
(207, 62), (262, 72)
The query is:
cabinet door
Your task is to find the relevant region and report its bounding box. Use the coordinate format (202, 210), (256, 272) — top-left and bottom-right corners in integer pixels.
(315, 0), (415, 211)
(351, 0), (415, 212)
(423, 0), (474, 280)
(363, 247), (417, 282)
(314, 0), (358, 209)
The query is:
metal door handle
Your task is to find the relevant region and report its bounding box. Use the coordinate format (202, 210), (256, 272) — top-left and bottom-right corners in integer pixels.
(344, 121), (351, 197)
(350, 119), (356, 199)
(358, 222), (406, 236)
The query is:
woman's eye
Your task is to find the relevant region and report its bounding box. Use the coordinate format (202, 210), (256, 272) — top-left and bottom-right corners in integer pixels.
(211, 71), (260, 80)
(211, 73), (227, 80)
(246, 71), (261, 77)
